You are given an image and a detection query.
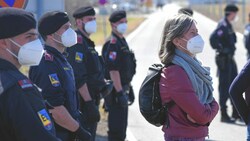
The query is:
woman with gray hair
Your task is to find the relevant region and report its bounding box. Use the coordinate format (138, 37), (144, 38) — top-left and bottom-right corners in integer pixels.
(159, 14), (219, 141)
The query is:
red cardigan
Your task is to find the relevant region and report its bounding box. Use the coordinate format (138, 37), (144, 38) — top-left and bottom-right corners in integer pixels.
(159, 65), (219, 139)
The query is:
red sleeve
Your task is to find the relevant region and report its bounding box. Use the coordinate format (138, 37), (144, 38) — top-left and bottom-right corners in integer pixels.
(160, 65), (219, 125)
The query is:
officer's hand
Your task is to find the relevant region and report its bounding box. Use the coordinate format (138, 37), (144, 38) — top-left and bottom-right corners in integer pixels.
(100, 80), (113, 98)
(75, 126), (92, 141)
(116, 91), (128, 107)
(128, 86), (135, 106)
(84, 101), (100, 122)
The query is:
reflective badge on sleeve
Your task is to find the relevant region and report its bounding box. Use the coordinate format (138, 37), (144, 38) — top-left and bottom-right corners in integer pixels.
(109, 51), (117, 61)
(48, 73), (60, 87)
(18, 79), (33, 89)
(217, 30), (223, 36)
(37, 109), (52, 130)
(75, 52), (83, 62)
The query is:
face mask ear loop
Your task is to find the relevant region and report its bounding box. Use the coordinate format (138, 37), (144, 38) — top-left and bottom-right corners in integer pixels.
(7, 39), (21, 58)
(52, 33), (63, 45)
(6, 48), (18, 58)
(9, 39), (21, 48)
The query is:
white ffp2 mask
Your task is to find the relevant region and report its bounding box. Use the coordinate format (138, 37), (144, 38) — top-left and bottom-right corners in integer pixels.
(7, 39), (44, 66)
(61, 28), (77, 47)
(84, 20), (97, 34)
(54, 28), (77, 47)
(117, 23), (127, 34)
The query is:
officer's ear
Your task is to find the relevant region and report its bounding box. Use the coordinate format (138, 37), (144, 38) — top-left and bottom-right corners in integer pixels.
(111, 23), (116, 30)
(0, 39), (8, 50)
(46, 34), (54, 41)
(76, 18), (83, 27)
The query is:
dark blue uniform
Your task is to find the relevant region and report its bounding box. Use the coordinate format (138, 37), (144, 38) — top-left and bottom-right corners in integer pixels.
(0, 58), (60, 141)
(66, 30), (106, 141)
(102, 33), (136, 141)
(29, 45), (80, 141)
(210, 18), (238, 118)
(244, 23), (250, 59)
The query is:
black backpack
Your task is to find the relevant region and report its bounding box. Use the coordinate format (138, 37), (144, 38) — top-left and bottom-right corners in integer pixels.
(139, 63), (175, 127)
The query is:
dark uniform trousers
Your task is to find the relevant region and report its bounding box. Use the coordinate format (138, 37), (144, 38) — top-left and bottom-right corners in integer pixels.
(107, 87), (129, 141)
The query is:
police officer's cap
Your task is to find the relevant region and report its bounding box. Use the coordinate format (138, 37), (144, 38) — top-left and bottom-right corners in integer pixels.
(224, 4), (238, 13)
(0, 7), (36, 39)
(178, 8), (193, 16)
(73, 6), (95, 19)
(38, 11), (69, 36)
(109, 10), (126, 23)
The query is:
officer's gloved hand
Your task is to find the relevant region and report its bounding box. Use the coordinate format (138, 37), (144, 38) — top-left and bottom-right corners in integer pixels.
(128, 86), (135, 106)
(75, 126), (92, 141)
(115, 91), (128, 107)
(100, 80), (113, 98)
(84, 100), (100, 122)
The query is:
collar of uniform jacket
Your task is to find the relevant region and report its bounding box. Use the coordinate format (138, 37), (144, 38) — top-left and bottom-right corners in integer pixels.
(223, 17), (232, 28)
(76, 30), (95, 47)
(44, 45), (67, 62)
(0, 58), (18, 71)
(112, 32), (125, 40)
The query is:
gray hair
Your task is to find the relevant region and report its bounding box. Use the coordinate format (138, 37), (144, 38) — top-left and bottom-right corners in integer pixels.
(159, 14), (195, 64)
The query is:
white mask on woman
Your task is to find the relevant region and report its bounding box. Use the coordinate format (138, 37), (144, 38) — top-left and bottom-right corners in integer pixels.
(7, 39), (44, 66)
(181, 35), (205, 55)
(54, 28), (77, 47)
(117, 23), (127, 34)
(84, 20), (97, 34)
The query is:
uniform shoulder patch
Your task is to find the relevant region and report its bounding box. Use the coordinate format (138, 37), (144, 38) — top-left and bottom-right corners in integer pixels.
(44, 51), (54, 61)
(109, 51), (117, 61)
(48, 73), (60, 87)
(37, 109), (53, 130)
(217, 29), (223, 36)
(110, 36), (117, 44)
(77, 35), (83, 44)
(18, 79), (33, 89)
(75, 52), (83, 62)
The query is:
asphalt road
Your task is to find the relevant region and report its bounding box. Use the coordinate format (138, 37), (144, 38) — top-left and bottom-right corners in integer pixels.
(126, 3), (248, 141)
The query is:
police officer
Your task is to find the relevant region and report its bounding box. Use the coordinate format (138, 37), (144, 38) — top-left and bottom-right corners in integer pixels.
(0, 7), (60, 141)
(210, 4), (239, 123)
(29, 11), (91, 141)
(102, 10), (136, 141)
(66, 6), (113, 141)
(244, 13), (250, 59)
